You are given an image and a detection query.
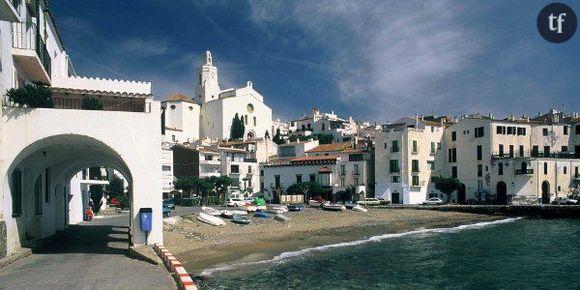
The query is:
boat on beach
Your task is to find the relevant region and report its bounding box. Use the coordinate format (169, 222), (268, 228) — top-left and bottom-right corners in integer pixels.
(254, 211), (271, 218)
(268, 205), (288, 213)
(230, 210), (248, 215)
(197, 212), (226, 226)
(232, 214), (251, 225)
(221, 210), (234, 219)
(352, 205), (368, 212)
(287, 204), (305, 211)
(274, 214), (291, 222)
(201, 206), (221, 216)
(244, 205), (258, 212)
(322, 203), (346, 211)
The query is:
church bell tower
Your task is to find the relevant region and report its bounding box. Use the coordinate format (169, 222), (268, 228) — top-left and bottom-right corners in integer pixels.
(196, 50), (220, 103)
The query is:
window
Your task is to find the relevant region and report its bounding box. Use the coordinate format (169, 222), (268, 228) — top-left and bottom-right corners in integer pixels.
(35, 175), (42, 215)
(354, 164), (360, 175)
(172, 135), (176, 142)
(563, 126), (568, 135)
(477, 164), (483, 177)
(532, 146), (539, 157)
(275, 175), (281, 188)
(543, 128), (549, 136)
(11, 169), (22, 217)
(45, 168), (50, 203)
(349, 154), (363, 161)
(412, 176), (420, 187)
(519, 145), (524, 157)
(389, 160), (400, 173)
(392, 140), (399, 152)
(517, 127), (526, 136)
(499, 144), (504, 156)
(451, 131), (457, 141)
(427, 161), (435, 170)
(544, 162), (548, 175)
(576, 125), (580, 134)
(231, 165), (239, 174)
(562, 146), (568, 152)
(354, 177), (359, 186)
(340, 165), (346, 175)
(296, 174), (302, 183)
(412, 160), (419, 173)
(498, 163), (504, 175)
(253, 116), (256, 126)
(248, 166), (252, 174)
(507, 127), (514, 135)
(260, 170), (264, 176)
(509, 145), (514, 158)
(452, 166), (458, 178)
(448, 149), (452, 162)
(449, 148), (457, 163)
(309, 174), (316, 182)
(162, 165), (171, 171)
(477, 145), (482, 160)
(496, 126), (506, 135)
(383, 143), (387, 149)
(431, 142), (436, 154)
(544, 146), (550, 157)
(340, 177), (345, 187)
(475, 127), (484, 138)
(322, 123), (325, 131)
(564, 167), (567, 174)
(247, 103), (254, 112)
(437, 142), (441, 149)
(391, 176), (400, 183)
(412, 140), (418, 153)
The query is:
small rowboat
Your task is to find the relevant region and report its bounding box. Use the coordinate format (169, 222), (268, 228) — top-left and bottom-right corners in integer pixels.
(274, 214), (291, 222)
(197, 212), (226, 226)
(254, 211), (271, 218)
(201, 206), (221, 216)
(232, 214), (251, 225)
(230, 210), (248, 215)
(244, 205), (258, 212)
(352, 205), (368, 212)
(221, 210), (234, 219)
(322, 203), (346, 211)
(287, 204), (305, 211)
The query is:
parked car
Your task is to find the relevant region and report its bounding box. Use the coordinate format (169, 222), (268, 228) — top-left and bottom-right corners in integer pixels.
(287, 204), (305, 211)
(162, 205), (171, 217)
(344, 201), (357, 209)
(551, 197), (578, 205)
(163, 198), (176, 210)
(357, 198), (381, 206)
(227, 198), (246, 207)
(422, 197), (444, 205)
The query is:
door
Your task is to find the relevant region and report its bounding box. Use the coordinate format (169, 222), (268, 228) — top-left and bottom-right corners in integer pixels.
(458, 183), (466, 204)
(496, 182), (507, 205)
(392, 192), (400, 204)
(541, 181), (550, 204)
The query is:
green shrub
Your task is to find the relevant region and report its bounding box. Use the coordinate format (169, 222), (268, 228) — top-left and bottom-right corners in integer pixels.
(6, 84), (53, 108)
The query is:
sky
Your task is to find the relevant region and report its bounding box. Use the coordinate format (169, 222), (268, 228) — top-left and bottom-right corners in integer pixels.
(50, 0), (580, 123)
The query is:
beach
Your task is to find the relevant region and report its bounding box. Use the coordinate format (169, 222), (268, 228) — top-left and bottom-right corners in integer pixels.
(163, 208), (502, 274)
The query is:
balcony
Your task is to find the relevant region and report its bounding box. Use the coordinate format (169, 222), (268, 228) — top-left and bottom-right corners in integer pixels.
(11, 22), (51, 85)
(0, 0), (20, 22)
(515, 169), (534, 175)
(492, 150), (579, 160)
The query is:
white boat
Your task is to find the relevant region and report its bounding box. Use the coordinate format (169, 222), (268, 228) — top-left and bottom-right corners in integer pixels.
(230, 210), (248, 215)
(308, 200), (323, 207)
(201, 206), (221, 216)
(274, 214), (291, 222)
(269, 209), (285, 214)
(197, 212), (226, 226)
(352, 205), (368, 212)
(322, 203), (346, 211)
(268, 205), (288, 213)
(221, 210), (234, 218)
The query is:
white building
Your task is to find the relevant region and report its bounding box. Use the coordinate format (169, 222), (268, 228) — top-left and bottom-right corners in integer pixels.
(161, 93), (200, 144)
(197, 51), (273, 140)
(0, 0), (162, 259)
(290, 108), (357, 142)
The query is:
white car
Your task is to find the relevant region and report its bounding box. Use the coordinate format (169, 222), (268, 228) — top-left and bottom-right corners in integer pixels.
(552, 197), (578, 205)
(422, 197), (443, 205)
(357, 198), (381, 206)
(227, 198), (246, 207)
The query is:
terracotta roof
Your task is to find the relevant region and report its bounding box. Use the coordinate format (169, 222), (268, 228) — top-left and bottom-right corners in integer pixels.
(163, 93), (197, 103)
(318, 166), (333, 173)
(290, 155), (338, 162)
(306, 142), (352, 153)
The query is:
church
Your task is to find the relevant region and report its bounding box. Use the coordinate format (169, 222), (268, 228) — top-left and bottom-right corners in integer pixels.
(162, 51), (273, 143)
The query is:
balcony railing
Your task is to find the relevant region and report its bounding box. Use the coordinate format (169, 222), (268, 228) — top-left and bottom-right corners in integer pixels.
(491, 150), (579, 160)
(515, 169), (534, 175)
(12, 22), (51, 77)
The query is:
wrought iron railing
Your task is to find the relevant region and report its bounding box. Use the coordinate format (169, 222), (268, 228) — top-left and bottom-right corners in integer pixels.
(515, 169), (534, 175)
(491, 150), (579, 160)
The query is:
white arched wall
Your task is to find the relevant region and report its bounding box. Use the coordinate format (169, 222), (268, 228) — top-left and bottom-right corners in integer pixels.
(1, 106), (162, 256)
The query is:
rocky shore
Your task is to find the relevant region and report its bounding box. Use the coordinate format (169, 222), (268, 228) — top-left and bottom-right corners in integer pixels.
(163, 208), (501, 274)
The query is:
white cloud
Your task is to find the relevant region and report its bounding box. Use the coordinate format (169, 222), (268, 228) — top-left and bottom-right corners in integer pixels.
(248, 0), (484, 121)
(118, 37), (172, 57)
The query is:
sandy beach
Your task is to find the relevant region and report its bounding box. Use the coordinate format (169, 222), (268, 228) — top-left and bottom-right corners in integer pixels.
(163, 208), (502, 274)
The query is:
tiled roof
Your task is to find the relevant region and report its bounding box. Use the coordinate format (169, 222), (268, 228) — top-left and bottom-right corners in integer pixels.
(306, 142), (352, 153)
(290, 155), (338, 162)
(163, 93), (197, 103)
(318, 166), (333, 173)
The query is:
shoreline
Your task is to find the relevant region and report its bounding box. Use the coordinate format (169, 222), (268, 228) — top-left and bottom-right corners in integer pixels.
(163, 208), (505, 274)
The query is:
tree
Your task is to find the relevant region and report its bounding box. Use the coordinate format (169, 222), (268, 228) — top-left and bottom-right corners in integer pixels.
(174, 176), (196, 200)
(286, 181), (325, 201)
(433, 176), (460, 203)
(6, 84), (53, 108)
(230, 113), (245, 139)
(273, 128), (284, 145)
(82, 96), (104, 110)
(108, 176), (124, 198)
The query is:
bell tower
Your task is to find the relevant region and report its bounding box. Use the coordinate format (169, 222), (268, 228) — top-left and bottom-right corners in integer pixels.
(196, 50), (220, 103)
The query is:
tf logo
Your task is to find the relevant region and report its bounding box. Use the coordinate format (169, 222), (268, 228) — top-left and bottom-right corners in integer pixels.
(537, 3), (577, 43)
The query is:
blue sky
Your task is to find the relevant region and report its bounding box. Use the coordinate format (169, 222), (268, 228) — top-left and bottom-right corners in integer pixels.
(51, 0), (580, 122)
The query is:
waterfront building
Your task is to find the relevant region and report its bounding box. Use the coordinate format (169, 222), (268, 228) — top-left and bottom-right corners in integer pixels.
(0, 0), (162, 259)
(289, 108), (357, 142)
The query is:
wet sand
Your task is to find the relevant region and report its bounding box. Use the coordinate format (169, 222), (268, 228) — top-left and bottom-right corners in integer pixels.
(163, 208), (502, 273)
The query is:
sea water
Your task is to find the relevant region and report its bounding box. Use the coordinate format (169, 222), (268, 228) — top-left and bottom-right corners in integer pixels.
(200, 218), (580, 289)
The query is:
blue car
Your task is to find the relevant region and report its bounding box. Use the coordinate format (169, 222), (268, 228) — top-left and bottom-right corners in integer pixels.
(287, 204), (305, 211)
(163, 198), (176, 210)
(162, 205), (171, 217)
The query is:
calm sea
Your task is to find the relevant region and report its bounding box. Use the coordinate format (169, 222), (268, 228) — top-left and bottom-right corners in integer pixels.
(200, 218), (580, 289)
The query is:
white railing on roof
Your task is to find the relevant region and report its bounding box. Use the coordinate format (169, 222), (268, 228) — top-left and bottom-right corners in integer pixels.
(51, 76), (151, 96)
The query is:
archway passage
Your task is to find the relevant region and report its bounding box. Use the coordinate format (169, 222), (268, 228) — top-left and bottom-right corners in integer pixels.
(542, 181), (551, 204)
(458, 183), (466, 204)
(496, 181), (507, 205)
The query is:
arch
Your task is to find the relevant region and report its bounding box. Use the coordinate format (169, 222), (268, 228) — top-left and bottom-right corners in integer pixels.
(246, 130), (256, 140)
(496, 181), (507, 205)
(458, 183), (466, 204)
(541, 181), (550, 204)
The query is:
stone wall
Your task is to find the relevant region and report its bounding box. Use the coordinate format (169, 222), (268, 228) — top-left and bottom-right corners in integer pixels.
(0, 220), (6, 259)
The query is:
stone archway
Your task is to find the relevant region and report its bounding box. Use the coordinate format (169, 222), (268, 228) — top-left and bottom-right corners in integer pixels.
(542, 181), (551, 204)
(496, 181), (507, 205)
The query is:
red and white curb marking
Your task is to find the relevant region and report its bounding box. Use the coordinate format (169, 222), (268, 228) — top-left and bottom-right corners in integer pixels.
(154, 244), (198, 290)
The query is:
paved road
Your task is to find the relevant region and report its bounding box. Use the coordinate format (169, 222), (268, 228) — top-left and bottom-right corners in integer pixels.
(0, 215), (175, 290)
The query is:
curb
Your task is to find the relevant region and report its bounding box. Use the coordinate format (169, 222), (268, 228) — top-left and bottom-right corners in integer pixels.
(154, 244), (197, 290)
(0, 248), (32, 269)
